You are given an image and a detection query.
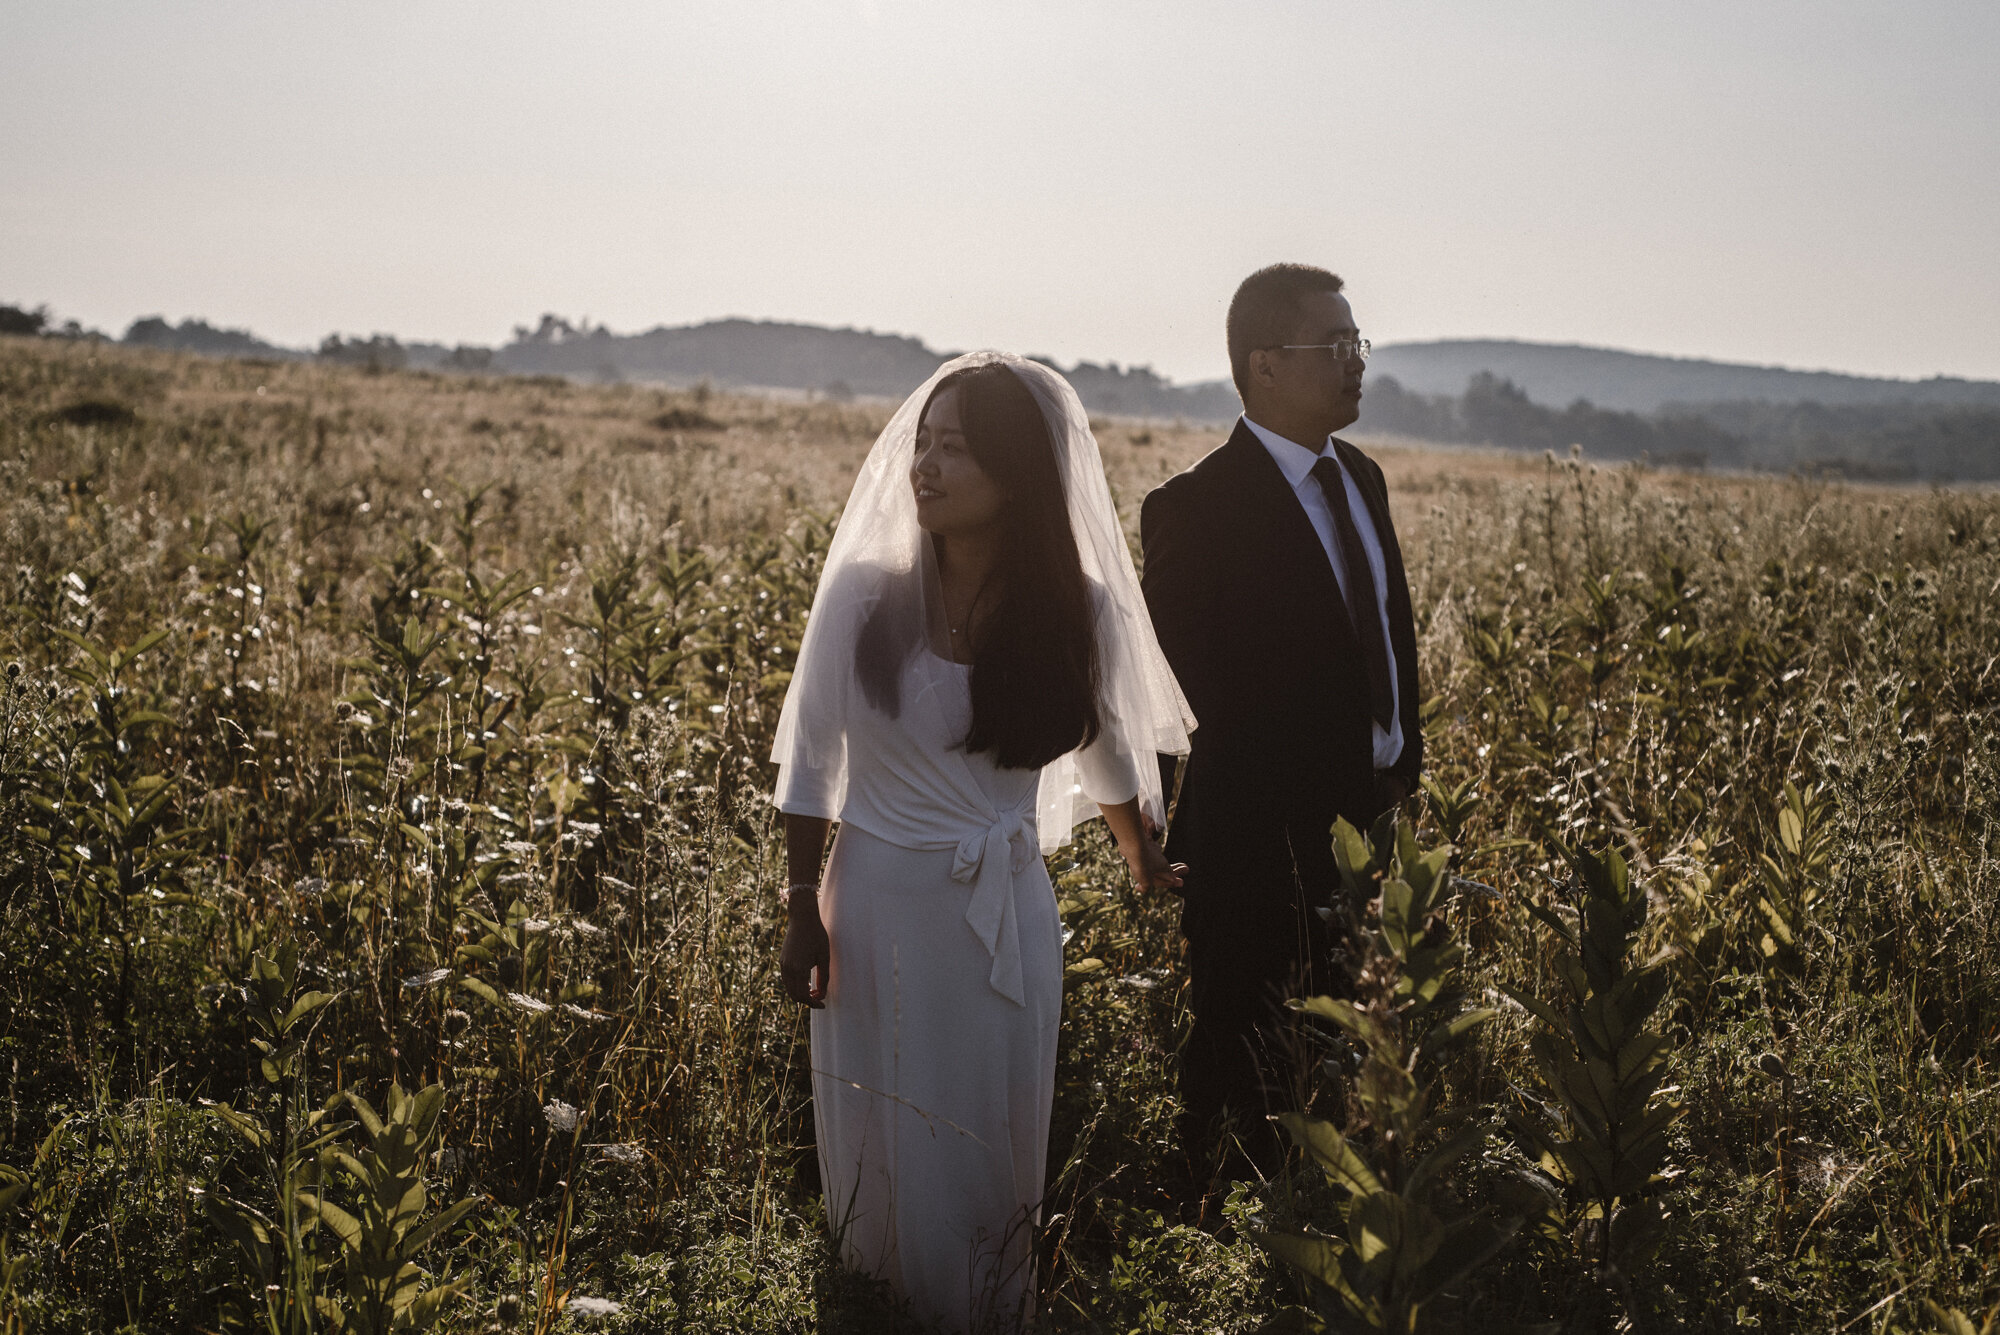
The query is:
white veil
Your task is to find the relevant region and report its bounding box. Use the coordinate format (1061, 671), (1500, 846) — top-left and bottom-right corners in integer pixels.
(771, 351), (1194, 853)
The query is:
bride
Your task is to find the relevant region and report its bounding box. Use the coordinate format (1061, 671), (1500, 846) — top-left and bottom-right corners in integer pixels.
(771, 352), (1193, 1331)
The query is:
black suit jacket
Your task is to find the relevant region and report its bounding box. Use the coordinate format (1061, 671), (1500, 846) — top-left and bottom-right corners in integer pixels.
(1141, 422), (1423, 915)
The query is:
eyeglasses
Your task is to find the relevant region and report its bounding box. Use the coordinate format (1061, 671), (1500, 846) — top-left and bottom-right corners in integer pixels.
(1275, 337), (1370, 360)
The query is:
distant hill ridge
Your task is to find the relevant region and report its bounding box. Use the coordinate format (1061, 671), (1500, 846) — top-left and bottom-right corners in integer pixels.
(105, 311), (1245, 421)
(1366, 339), (2000, 415)
(14, 302), (1999, 479)
(104, 312), (2000, 420)
(485, 315), (1247, 419)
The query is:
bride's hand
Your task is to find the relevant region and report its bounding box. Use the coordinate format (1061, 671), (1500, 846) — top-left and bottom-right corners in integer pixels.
(1123, 836), (1185, 895)
(780, 899), (830, 1008)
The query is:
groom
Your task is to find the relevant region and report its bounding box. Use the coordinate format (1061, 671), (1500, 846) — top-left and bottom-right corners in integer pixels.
(1141, 263), (1423, 1177)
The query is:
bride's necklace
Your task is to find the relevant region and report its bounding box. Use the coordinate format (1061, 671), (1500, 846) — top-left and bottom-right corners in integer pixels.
(942, 584), (979, 642)
(938, 547), (991, 650)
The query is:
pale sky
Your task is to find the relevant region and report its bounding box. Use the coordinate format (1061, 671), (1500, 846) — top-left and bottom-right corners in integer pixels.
(5, 1), (1998, 385)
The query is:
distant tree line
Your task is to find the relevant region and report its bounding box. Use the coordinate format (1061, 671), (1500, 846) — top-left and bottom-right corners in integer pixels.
(1, 303), (102, 340)
(1361, 372), (2000, 481)
(13, 298), (1996, 481)
(126, 316), (299, 359)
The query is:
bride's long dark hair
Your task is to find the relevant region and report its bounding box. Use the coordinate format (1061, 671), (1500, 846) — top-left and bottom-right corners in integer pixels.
(856, 362), (1102, 770)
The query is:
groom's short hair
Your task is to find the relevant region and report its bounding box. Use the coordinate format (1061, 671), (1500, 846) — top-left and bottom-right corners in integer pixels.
(1227, 264), (1345, 399)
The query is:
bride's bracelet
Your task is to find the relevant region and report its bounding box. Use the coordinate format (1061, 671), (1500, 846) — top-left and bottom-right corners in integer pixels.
(781, 881), (821, 910)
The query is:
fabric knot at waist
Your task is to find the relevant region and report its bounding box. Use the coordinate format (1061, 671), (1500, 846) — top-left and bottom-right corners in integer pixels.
(951, 807), (1039, 1006)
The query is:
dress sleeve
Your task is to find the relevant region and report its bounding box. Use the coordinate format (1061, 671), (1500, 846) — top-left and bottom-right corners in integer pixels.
(1073, 717), (1141, 807)
(770, 565), (867, 820)
(772, 723), (846, 820)
(1073, 586), (1143, 807)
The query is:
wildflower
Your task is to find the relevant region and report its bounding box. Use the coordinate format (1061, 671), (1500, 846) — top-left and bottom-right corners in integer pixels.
(543, 1099), (582, 1133)
(567, 1297), (623, 1318)
(594, 1143), (645, 1167)
(442, 1008), (472, 1036)
(402, 967), (451, 990)
(506, 992), (551, 1015)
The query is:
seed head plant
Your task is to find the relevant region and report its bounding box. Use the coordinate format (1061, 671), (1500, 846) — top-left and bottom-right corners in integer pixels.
(0, 338), (1994, 1330)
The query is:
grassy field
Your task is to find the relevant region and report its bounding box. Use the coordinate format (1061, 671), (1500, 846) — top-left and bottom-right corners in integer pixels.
(0, 335), (1995, 1333)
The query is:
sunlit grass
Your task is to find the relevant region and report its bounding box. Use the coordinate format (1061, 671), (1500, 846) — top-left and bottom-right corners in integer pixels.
(0, 335), (1995, 1332)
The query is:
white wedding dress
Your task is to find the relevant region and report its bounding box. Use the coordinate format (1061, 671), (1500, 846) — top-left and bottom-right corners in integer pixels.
(769, 352), (1193, 1333)
(778, 641), (1140, 1332)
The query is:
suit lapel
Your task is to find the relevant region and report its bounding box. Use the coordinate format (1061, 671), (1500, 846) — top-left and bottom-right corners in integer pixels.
(1328, 437), (1391, 548)
(1220, 423), (1358, 650)
(1330, 436), (1411, 600)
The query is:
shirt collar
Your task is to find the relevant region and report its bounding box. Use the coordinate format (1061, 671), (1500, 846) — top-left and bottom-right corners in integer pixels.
(1241, 415), (1332, 490)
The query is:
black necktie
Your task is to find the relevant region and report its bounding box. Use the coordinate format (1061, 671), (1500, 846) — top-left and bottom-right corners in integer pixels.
(1310, 454), (1395, 731)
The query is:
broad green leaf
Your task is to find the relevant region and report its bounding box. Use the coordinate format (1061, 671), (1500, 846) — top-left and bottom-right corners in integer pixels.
(1379, 877), (1417, 954)
(1430, 1007), (1497, 1051)
(298, 1191), (363, 1249)
(1920, 1302), (1984, 1335)
(1294, 995), (1379, 1046)
(402, 1197), (478, 1256)
(1500, 984), (1570, 1039)
(282, 990), (336, 1031)
(198, 1192), (276, 1267)
(1252, 1230), (1358, 1302)
(1348, 1191), (1410, 1267)
(342, 1091), (386, 1140)
(1778, 804), (1804, 856)
(327, 1148), (374, 1185)
(1274, 1112), (1381, 1197)
(403, 1083), (446, 1135)
(405, 1273), (474, 1324)
(388, 1179), (428, 1232)
(1330, 818), (1373, 892)
(203, 1102), (271, 1150)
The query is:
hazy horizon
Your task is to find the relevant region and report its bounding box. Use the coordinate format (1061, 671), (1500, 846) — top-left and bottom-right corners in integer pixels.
(6, 1), (1998, 386)
(73, 310), (2000, 393)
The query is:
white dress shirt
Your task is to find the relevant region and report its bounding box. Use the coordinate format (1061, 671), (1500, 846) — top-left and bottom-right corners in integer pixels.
(1242, 415), (1405, 770)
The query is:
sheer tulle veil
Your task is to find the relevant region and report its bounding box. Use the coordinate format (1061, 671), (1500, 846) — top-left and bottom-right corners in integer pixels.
(770, 351), (1194, 851)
